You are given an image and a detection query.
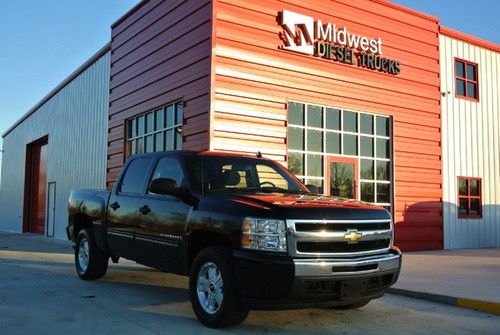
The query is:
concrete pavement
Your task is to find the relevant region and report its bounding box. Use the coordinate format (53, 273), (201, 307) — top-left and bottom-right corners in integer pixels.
(389, 248), (500, 315)
(1, 232), (499, 334)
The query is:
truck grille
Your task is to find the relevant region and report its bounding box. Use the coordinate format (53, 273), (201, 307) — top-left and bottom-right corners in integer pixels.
(295, 221), (390, 232)
(297, 239), (391, 253)
(286, 219), (392, 258)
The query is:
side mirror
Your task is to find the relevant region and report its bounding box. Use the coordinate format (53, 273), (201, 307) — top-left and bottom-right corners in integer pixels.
(305, 184), (319, 194)
(150, 178), (183, 196)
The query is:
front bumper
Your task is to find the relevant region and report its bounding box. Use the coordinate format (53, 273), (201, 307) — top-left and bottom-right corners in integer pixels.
(233, 247), (402, 309)
(294, 252), (401, 277)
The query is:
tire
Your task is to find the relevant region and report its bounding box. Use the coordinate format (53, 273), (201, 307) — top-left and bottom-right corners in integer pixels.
(189, 246), (249, 328)
(331, 300), (371, 310)
(75, 228), (109, 280)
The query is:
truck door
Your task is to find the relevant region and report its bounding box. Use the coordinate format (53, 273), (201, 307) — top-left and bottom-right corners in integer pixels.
(107, 157), (152, 260)
(135, 156), (190, 271)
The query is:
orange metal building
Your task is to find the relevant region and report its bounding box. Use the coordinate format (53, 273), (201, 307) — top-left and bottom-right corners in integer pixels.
(107, 0), (442, 251)
(4, 0), (500, 249)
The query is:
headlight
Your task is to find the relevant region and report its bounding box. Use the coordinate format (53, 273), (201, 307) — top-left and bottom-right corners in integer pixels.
(241, 218), (287, 252)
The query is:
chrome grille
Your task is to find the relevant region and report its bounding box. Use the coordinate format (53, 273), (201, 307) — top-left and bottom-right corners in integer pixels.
(286, 219), (392, 258)
(295, 221), (390, 232)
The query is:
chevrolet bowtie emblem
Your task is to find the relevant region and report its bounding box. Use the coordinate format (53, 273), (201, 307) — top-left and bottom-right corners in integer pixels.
(344, 230), (363, 244)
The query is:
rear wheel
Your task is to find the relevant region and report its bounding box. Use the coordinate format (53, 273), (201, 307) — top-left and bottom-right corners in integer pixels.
(189, 247), (249, 328)
(75, 229), (108, 280)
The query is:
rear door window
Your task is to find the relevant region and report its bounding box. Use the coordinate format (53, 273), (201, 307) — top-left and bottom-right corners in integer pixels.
(119, 158), (151, 194)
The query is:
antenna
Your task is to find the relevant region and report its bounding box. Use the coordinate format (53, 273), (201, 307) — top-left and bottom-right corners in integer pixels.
(256, 151), (262, 158)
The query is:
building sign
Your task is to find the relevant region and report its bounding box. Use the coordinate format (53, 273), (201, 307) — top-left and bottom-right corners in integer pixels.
(279, 10), (401, 75)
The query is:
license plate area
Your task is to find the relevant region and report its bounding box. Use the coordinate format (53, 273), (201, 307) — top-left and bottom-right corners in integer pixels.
(332, 263), (378, 273)
(340, 279), (368, 300)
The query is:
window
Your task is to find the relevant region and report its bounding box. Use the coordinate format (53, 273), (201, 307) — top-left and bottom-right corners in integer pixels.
(222, 164), (249, 188)
(287, 101), (392, 212)
(126, 100), (183, 157)
(119, 158), (151, 194)
(455, 59), (478, 101)
(148, 157), (185, 194)
(458, 177), (482, 219)
(257, 164), (289, 189)
(198, 156), (304, 193)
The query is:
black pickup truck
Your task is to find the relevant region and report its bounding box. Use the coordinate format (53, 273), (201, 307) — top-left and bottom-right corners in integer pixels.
(67, 150), (401, 328)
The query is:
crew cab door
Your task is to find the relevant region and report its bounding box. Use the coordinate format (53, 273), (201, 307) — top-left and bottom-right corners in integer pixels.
(106, 156), (152, 260)
(135, 155), (190, 271)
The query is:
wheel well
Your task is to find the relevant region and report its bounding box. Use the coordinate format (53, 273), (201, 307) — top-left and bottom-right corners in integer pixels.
(71, 214), (92, 241)
(186, 230), (233, 272)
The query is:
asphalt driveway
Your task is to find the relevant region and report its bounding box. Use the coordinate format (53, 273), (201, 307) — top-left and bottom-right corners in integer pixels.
(0, 232), (499, 334)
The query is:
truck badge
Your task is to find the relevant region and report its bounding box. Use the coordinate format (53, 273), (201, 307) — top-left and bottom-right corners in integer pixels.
(344, 230), (363, 244)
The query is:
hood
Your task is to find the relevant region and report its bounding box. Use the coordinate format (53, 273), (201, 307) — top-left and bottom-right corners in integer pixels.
(214, 192), (390, 220)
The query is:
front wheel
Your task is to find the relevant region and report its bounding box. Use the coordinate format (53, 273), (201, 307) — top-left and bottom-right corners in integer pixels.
(189, 247), (249, 328)
(75, 229), (108, 280)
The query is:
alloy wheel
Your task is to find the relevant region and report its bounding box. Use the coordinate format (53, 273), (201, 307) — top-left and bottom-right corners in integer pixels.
(78, 237), (90, 273)
(196, 262), (224, 314)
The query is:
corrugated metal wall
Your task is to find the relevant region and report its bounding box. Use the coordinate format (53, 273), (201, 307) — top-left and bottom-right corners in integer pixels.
(440, 34), (500, 248)
(0, 52), (110, 239)
(106, 0), (212, 188)
(211, 0), (442, 251)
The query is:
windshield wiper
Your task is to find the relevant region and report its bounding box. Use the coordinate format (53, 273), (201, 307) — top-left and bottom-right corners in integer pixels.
(207, 187), (309, 195)
(255, 187), (310, 195)
(207, 187), (260, 194)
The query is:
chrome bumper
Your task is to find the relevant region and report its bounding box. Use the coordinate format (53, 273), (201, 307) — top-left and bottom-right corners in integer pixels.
(294, 250), (401, 277)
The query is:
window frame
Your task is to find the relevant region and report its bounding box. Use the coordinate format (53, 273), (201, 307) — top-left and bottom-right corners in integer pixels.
(326, 156), (358, 199)
(286, 100), (393, 213)
(454, 58), (479, 102)
(457, 176), (482, 219)
(125, 100), (184, 158)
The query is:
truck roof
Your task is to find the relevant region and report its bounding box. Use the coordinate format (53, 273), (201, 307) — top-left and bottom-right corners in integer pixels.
(129, 150), (266, 159)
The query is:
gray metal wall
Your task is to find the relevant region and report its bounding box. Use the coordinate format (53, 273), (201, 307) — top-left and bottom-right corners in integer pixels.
(0, 52), (110, 239)
(440, 34), (500, 249)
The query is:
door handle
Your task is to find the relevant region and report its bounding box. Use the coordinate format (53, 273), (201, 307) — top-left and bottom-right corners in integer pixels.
(110, 202), (120, 211)
(139, 205), (151, 215)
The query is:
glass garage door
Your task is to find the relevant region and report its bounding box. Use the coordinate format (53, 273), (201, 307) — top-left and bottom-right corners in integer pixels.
(287, 101), (393, 213)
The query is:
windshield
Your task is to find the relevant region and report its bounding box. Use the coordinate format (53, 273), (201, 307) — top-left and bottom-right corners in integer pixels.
(188, 156), (308, 194)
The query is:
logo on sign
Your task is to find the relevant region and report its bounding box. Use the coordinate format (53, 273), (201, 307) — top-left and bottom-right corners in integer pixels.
(279, 10), (314, 55)
(278, 10), (401, 75)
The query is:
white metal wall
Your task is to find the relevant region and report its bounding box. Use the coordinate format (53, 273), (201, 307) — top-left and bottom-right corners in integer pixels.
(0, 52), (110, 239)
(440, 34), (500, 249)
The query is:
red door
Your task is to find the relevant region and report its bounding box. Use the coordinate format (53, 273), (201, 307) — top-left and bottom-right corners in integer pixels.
(24, 137), (48, 234)
(326, 156), (358, 199)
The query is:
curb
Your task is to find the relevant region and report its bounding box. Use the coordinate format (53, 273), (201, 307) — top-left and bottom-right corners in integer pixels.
(387, 288), (500, 316)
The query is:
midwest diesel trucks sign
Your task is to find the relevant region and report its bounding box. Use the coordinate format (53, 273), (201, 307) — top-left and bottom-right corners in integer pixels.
(279, 10), (401, 75)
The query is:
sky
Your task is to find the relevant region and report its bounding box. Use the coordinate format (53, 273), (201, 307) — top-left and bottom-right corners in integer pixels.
(0, 0), (139, 177)
(392, 0), (500, 44)
(0, 0), (498, 176)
